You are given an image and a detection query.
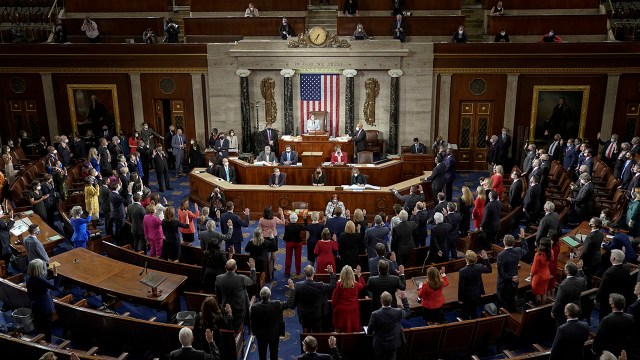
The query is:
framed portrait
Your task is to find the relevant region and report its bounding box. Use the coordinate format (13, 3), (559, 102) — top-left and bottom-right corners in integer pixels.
(529, 85), (589, 142)
(66, 84), (121, 136)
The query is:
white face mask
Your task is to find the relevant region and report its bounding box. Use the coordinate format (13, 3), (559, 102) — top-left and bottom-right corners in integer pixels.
(458, 30), (463, 34)
(611, 138), (616, 142)
(500, 32), (505, 36)
(209, 162), (213, 166)
(190, 140), (194, 144)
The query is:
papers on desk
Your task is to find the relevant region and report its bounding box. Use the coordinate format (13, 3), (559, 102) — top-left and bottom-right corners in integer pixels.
(47, 234), (63, 242)
(342, 184), (381, 191)
(332, 136), (351, 142)
(562, 236), (579, 247)
(9, 222), (28, 236)
(21, 210), (34, 216)
(21, 217), (32, 226)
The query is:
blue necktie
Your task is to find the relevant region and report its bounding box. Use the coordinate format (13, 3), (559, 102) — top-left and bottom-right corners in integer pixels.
(225, 167), (230, 182)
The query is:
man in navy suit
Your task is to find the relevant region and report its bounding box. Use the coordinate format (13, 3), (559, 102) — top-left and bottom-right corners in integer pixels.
(596, 250), (633, 321)
(444, 147), (457, 201)
(287, 265), (336, 332)
(367, 291), (411, 360)
(170, 327), (220, 360)
(425, 156), (445, 199)
(593, 293), (635, 357)
(367, 259), (406, 312)
(549, 303), (589, 360)
(479, 190), (502, 250)
(597, 132), (620, 168)
(562, 138), (578, 171)
(268, 168), (286, 187)
(251, 286), (289, 360)
(280, 145), (298, 166)
(391, 185), (424, 213)
(496, 234), (528, 312)
(628, 163), (640, 192)
(409, 137), (426, 154)
(523, 175), (542, 226)
(220, 201), (250, 253)
(551, 262), (586, 327)
(297, 336), (342, 360)
(365, 217), (391, 258)
(486, 135), (501, 172)
(213, 132), (230, 160)
(217, 158), (236, 184)
(351, 122), (367, 159)
(619, 152), (636, 190)
(458, 250), (492, 319)
(497, 127), (511, 166)
(368, 243), (398, 276)
(109, 181), (132, 245)
(325, 207), (349, 239)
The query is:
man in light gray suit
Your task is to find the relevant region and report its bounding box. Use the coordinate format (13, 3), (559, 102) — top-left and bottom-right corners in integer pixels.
(171, 128), (187, 176)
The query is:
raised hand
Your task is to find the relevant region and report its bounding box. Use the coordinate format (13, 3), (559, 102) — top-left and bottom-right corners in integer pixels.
(355, 265), (361, 277)
(243, 208), (250, 216)
(328, 336), (337, 348)
(399, 291), (407, 300)
(326, 265), (334, 274)
(480, 250), (488, 260)
(225, 303), (232, 316)
(248, 258), (256, 269)
(205, 328), (214, 343)
(439, 267), (446, 275)
(390, 252), (397, 262)
(287, 279), (295, 289)
(398, 264), (404, 274)
(227, 219), (233, 228)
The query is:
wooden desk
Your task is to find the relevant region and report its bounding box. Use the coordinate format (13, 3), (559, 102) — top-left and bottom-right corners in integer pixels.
(401, 262), (532, 310)
(345, 0), (460, 11)
(189, 169), (430, 219)
(401, 153), (435, 180)
(184, 17), (306, 37)
(230, 158), (405, 187)
(278, 136), (353, 161)
(486, 15), (608, 36)
(556, 221), (592, 278)
(191, 0), (308, 12)
(51, 248), (187, 318)
(9, 213), (64, 257)
(482, 0), (599, 10)
(337, 16), (465, 37)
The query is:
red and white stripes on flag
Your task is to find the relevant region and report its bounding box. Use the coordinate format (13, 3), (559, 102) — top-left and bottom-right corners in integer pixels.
(300, 73), (340, 136)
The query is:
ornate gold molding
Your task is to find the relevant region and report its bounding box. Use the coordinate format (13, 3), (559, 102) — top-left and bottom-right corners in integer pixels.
(0, 67), (208, 74)
(434, 67), (640, 74)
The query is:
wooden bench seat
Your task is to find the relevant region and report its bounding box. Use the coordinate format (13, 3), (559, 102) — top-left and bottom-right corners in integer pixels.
(191, 0), (308, 12)
(0, 332), (128, 360)
(482, 0), (599, 10)
(184, 17), (306, 37)
(62, 17), (166, 44)
(337, 16), (465, 38)
(486, 15), (609, 42)
(501, 303), (554, 339)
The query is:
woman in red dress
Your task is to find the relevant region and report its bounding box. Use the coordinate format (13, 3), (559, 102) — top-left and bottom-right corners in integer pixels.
(472, 186), (486, 230)
(332, 265), (365, 332)
(531, 238), (553, 305)
(547, 232), (561, 299)
(490, 165), (504, 200)
(418, 266), (449, 324)
(315, 228), (338, 274)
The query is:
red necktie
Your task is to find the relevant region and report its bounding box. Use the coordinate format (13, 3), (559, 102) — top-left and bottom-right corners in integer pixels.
(606, 143), (615, 158)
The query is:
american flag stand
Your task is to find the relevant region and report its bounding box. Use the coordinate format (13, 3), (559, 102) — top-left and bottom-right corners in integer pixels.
(300, 73), (340, 137)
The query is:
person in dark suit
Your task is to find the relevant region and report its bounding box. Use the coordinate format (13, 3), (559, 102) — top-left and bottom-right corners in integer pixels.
(164, 125), (175, 171)
(219, 201), (250, 253)
(444, 202), (462, 260)
(72, 133), (87, 159)
(255, 146), (278, 164)
(597, 132), (620, 168)
(351, 122), (367, 157)
(26, 259), (60, 342)
(508, 171), (523, 210)
(425, 156), (445, 199)
(486, 135), (501, 171)
(443, 147), (457, 201)
(205, 159), (219, 176)
(261, 124), (278, 154)
(367, 259), (406, 312)
(268, 168), (286, 187)
(551, 262), (586, 327)
(429, 212), (452, 263)
(251, 286), (290, 360)
(523, 175), (542, 226)
(452, 25), (468, 43)
(350, 168), (366, 186)
(628, 163), (640, 192)
(570, 173), (594, 222)
(286, 264), (336, 332)
(496, 233), (529, 312)
(392, 14), (406, 42)
(522, 143), (536, 175)
(365, 218), (391, 259)
(280, 145), (298, 166)
(171, 128), (187, 176)
(366, 290), (411, 360)
(619, 151), (635, 190)
(215, 258), (256, 329)
(596, 250), (633, 320)
(368, 243), (399, 277)
(579, 217), (604, 285)
(593, 293), (635, 357)
(458, 250), (492, 319)
(170, 327), (220, 360)
(479, 190), (502, 249)
(410, 202), (429, 247)
(581, 149), (594, 176)
(126, 193), (146, 252)
(549, 303), (589, 360)
(546, 133), (563, 162)
(391, 185), (424, 212)
(297, 336), (342, 360)
(562, 138), (578, 171)
(152, 144), (173, 192)
(109, 181), (132, 245)
(497, 128), (511, 166)
(278, 17), (296, 40)
(536, 201), (559, 244)
(108, 136), (124, 170)
(409, 137), (426, 154)
(0, 210), (15, 264)
(217, 158), (236, 184)
(390, 210), (417, 266)
(97, 138), (113, 177)
(213, 132), (230, 160)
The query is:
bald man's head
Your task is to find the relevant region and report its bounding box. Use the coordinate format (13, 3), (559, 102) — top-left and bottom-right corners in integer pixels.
(225, 259), (237, 272)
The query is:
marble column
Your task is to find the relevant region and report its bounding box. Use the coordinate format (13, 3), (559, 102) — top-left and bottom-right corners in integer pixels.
(129, 73), (144, 130)
(40, 73), (59, 140)
(388, 69), (403, 155)
(600, 73), (621, 139)
(438, 74), (452, 141)
(343, 69), (357, 135)
(236, 69), (252, 154)
(503, 74), (519, 132)
(191, 73), (206, 145)
(281, 69), (295, 135)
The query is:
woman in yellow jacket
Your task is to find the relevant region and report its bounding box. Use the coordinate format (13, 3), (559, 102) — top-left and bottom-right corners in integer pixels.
(84, 175), (100, 222)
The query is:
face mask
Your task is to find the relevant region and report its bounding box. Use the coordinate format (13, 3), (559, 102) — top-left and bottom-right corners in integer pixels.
(611, 138), (615, 142)
(317, 170), (321, 174)
(458, 30), (463, 34)
(135, 133), (139, 137)
(209, 162), (213, 166)
(229, 132), (234, 136)
(190, 140), (194, 144)
(500, 32), (505, 36)
(36, 186), (41, 191)
(549, 32), (554, 36)
(144, 126), (148, 130)
(35, 229), (40, 235)
(286, 150), (291, 153)
(332, 200), (337, 204)
(220, 136), (224, 140)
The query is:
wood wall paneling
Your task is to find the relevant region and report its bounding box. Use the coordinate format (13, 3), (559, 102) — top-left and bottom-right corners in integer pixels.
(514, 75), (608, 149)
(63, 18), (166, 43)
(184, 17), (306, 37)
(337, 16), (465, 37)
(190, 0), (307, 13)
(482, 0), (599, 10)
(51, 74), (134, 137)
(486, 15), (608, 36)
(0, 74), (48, 143)
(347, 0), (461, 11)
(64, 0), (170, 13)
(613, 74), (640, 141)
(140, 73), (196, 142)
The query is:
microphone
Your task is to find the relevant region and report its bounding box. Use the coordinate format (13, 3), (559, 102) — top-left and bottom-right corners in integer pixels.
(139, 261), (148, 276)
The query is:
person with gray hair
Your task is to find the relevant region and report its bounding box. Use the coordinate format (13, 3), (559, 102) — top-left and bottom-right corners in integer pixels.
(596, 249), (634, 320)
(593, 293), (635, 358)
(170, 326), (220, 359)
(26, 259), (60, 342)
(579, 217), (604, 285)
(536, 201), (558, 244)
(250, 286), (291, 360)
(365, 214), (390, 258)
(299, 335), (342, 360)
(200, 219), (233, 293)
(391, 210), (416, 266)
(570, 173), (594, 222)
(283, 211), (307, 277)
(70, 205), (93, 248)
(428, 211), (451, 263)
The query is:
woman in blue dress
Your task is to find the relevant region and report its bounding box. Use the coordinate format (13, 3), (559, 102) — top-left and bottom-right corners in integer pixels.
(70, 205), (92, 248)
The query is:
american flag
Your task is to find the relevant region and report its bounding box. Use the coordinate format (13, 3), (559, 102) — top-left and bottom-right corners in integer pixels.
(300, 74), (340, 136)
